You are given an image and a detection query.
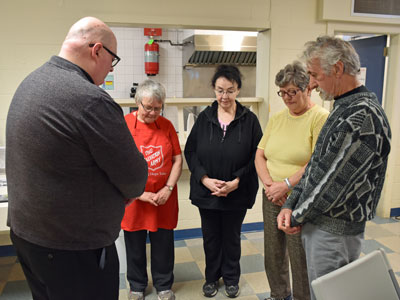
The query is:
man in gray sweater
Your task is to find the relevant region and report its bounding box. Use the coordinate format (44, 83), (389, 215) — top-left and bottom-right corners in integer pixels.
(277, 36), (391, 300)
(6, 17), (148, 300)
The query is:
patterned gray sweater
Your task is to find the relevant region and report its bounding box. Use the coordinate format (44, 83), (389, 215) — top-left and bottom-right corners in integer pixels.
(284, 86), (391, 235)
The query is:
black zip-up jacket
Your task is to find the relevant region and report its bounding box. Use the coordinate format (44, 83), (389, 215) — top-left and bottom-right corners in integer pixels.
(184, 100), (262, 210)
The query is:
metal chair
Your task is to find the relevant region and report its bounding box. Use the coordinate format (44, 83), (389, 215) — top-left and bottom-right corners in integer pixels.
(311, 248), (400, 300)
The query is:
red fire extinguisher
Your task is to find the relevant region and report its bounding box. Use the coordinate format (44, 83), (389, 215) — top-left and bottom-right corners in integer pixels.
(144, 40), (159, 76)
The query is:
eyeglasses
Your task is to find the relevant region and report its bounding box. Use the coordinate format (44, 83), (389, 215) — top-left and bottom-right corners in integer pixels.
(277, 89), (301, 98)
(215, 89), (237, 96)
(89, 43), (121, 67)
(140, 102), (163, 114)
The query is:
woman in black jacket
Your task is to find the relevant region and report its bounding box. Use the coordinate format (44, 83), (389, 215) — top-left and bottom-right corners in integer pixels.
(184, 65), (262, 298)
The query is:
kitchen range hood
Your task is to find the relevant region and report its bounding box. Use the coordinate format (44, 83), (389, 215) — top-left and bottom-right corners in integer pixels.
(182, 34), (257, 66)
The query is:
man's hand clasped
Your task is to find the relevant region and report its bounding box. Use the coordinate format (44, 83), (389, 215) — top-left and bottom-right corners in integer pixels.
(277, 208), (301, 234)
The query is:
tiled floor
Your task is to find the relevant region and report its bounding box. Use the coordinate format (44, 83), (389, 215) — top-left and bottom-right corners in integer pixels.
(0, 216), (399, 300)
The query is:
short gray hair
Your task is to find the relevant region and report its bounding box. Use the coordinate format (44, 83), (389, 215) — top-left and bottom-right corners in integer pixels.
(135, 79), (166, 104)
(302, 35), (360, 76)
(275, 61), (309, 91)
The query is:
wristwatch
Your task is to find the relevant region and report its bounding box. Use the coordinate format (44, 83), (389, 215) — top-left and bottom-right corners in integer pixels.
(166, 185), (174, 191)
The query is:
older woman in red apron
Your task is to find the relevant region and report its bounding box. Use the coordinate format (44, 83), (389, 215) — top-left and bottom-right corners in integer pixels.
(122, 80), (182, 300)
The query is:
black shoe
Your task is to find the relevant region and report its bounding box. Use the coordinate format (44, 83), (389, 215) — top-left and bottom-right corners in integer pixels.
(202, 281), (218, 297)
(225, 285), (240, 298)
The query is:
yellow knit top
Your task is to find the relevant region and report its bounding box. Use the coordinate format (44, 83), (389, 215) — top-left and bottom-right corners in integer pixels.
(258, 105), (329, 181)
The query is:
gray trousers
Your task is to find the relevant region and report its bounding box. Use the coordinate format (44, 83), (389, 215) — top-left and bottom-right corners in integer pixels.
(301, 223), (363, 300)
(263, 194), (310, 300)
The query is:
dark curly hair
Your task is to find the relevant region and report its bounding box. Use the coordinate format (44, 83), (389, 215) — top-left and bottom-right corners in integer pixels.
(211, 65), (242, 89)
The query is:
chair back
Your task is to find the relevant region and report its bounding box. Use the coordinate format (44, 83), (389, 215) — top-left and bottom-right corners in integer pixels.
(311, 248), (400, 300)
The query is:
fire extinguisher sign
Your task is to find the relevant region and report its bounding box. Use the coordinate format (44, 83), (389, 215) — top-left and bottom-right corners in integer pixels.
(102, 74), (114, 90)
(144, 28), (162, 37)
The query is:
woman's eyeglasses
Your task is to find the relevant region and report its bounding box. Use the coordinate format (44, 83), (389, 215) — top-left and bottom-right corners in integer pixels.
(215, 89), (237, 96)
(140, 102), (163, 114)
(277, 89), (301, 98)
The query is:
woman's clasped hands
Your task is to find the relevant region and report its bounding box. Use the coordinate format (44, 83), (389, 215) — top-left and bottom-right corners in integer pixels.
(137, 188), (172, 207)
(201, 176), (240, 197)
(264, 181), (289, 206)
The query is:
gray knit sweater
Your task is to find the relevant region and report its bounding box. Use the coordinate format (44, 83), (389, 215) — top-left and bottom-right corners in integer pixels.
(6, 56), (148, 250)
(284, 86), (391, 235)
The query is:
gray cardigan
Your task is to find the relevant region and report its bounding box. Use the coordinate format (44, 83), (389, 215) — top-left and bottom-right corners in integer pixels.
(6, 56), (148, 250)
(284, 87), (391, 235)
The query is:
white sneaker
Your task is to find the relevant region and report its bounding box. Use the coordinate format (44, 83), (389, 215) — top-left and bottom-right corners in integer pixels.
(128, 291), (145, 300)
(157, 290), (175, 300)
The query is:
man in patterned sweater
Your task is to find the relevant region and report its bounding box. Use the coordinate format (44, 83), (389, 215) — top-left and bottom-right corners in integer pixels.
(277, 36), (391, 300)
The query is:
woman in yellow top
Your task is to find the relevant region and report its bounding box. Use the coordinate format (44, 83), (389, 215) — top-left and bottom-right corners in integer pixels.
(255, 61), (329, 300)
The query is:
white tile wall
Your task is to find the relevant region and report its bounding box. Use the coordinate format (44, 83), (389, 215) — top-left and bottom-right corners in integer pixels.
(108, 27), (184, 100)
(107, 27), (264, 230)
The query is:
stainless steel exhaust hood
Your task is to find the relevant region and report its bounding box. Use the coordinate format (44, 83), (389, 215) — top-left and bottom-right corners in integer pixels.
(183, 35), (257, 66)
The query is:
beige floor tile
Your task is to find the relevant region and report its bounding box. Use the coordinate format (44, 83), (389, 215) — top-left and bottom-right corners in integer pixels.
(0, 281), (6, 296)
(0, 264), (13, 283)
(234, 278), (256, 298)
(175, 247), (194, 264)
(364, 223), (379, 240)
(146, 244), (151, 264)
(195, 260), (206, 278)
(241, 240), (262, 256)
(364, 224), (395, 239)
(386, 252), (400, 273)
(235, 296), (261, 300)
(185, 238), (203, 247)
(249, 239), (265, 254)
(0, 232), (11, 246)
(365, 221), (375, 228)
(7, 263), (25, 281)
(380, 222), (400, 236)
(148, 267), (154, 284)
(243, 231), (264, 240)
(0, 256), (17, 266)
(242, 271), (269, 294)
(376, 236), (400, 253)
(188, 245), (205, 262)
(173, 279), (206, 299)
(118, 289), (128, 300)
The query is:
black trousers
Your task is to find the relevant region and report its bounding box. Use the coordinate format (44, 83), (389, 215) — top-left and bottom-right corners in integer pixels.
(199, 208), (247, 286)
(124, 229), (174, 292)
(10, 230), (119, 300)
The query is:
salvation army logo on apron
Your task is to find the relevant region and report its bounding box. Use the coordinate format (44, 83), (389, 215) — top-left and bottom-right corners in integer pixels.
(141, 145), (164, 171)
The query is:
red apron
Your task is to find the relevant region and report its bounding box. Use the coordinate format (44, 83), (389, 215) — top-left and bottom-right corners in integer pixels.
(121, 112), (178, 232)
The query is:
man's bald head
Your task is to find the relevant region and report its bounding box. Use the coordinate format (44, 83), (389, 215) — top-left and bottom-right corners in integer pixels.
(58, 17), (118, 85)
(63, 17), (115, 48)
